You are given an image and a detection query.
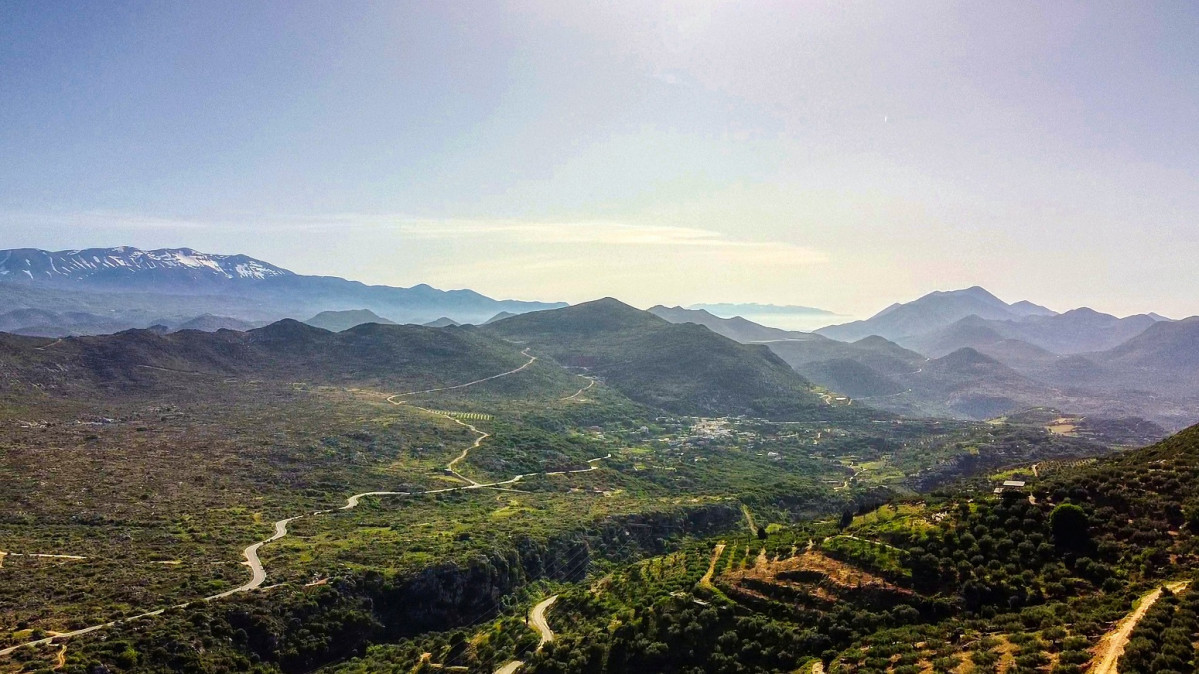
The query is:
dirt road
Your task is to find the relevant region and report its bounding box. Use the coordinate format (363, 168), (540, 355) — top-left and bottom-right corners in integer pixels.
(562, 377), (595, 401)
(0, 551), (87, 568)
(700, 542), (726, 588)
(387, 349), (537, 399)
(1091, 581), (1190, 674)
(385, 349), (537, 486)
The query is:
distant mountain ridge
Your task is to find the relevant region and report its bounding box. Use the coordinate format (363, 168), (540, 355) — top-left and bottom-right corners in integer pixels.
(765, 286), (1195, 428)
(689, 302), (835, 317)
(817, 287), (1056, 342)
(305, 309), (397, 332)
(0, 247), (290, 291)
(817, 286), (1171, 356)
(0, 246), (566, 329)
(906, 308), (1162, 357)
(691, 302), (842, 331)
(648, 305), (819, 343)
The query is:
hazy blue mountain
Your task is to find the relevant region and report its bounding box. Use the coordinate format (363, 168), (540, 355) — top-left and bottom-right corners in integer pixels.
(902, 315), (1016, 358)
(0, 246), (566, 326)
(793, 321), (1199, 430)
(172, 315), (259, 332)
(0, 308), (134, 338)
(1009, 300), (1057, 317)
(905, 308), (1165, 358)
(690, 302), (842, 332)
(483, 311), (519, 324)
(1008, 308), (1162, 354)
(305, 309), (397, 332)
(903, 347), (1058, 420)
(689, 302), (835, 317)
(799, 358), (907, 398)
(816, 287), (1038, 342)
(0, 246), (290, 292)
(766, 334), (925, 376)
(648, 305), (819, 342)
(1091, 317), (1199, 395)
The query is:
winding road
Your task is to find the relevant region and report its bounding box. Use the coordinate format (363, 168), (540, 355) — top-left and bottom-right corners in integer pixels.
(386, 349), (537, 399)
(529, 595), (558, 649)
(562, 376), (595, 401)
(493, 595), (559, 674)
(386, 349), (537, 486)
(2, 347), (610, 662)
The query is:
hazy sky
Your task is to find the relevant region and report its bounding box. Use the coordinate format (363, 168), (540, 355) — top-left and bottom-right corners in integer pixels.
(2, 2), (1197, 318)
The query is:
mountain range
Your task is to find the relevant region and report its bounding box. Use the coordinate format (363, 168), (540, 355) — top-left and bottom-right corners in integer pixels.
(656, 286), (1197, 430)
(0, 298), (866, 423)
(2, 246), (1196, 430)
(647, 306), (816, 343)
(0, 247), (565, 331)
(816, 286), (1056, 342)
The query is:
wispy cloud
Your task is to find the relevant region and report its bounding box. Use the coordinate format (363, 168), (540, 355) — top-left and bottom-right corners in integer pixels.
(3, 210), (826, 267)
(0, 209), (832, 307)
(395, 219), (827, 266)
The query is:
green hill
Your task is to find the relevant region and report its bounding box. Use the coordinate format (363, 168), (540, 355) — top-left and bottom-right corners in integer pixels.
(800, 358), (906, 398)
(483, 298), (843, 419)
(0, 320), (565, 397)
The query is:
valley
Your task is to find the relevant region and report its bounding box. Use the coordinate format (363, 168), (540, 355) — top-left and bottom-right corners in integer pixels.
(0, 298), (1167, 674)
(0, 252), (1196, 674)
(6, 5), (1198, 672)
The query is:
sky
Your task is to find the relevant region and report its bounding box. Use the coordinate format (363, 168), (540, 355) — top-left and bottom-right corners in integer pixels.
(2, 1), (1198, 319)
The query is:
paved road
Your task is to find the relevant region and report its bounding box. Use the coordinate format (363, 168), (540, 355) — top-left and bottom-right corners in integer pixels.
(530, 595), (559, 648)
(207, 517), (300, 600)
(493, 595), (559, 674)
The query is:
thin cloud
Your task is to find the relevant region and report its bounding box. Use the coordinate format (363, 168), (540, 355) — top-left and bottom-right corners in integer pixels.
(396, 219), (827, 264)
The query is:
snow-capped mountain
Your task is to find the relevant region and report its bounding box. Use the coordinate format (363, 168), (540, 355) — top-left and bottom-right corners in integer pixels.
(0, 246), (565, 327)
(0, 246), (292, 288)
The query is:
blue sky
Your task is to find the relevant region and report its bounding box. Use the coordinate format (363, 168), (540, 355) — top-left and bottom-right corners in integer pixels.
(2, 1), (1197, 318)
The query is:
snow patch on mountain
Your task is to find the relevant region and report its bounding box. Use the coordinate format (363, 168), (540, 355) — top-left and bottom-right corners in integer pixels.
(0, 247), (294, 282)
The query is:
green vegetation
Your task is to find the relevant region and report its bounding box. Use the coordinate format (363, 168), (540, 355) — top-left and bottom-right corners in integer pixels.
(1119, 584), (1199, 673)
(0, 315), (1166, 674)
(484, 298), (850, 420)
